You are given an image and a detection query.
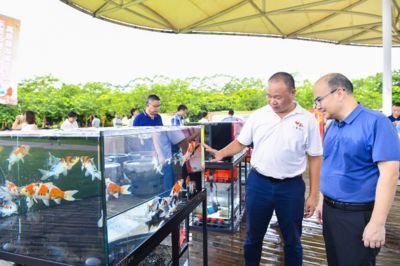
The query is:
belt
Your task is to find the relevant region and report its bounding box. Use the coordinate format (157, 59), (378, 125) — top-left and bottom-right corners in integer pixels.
(324, 196), (374, 211)
(252, 168), (302, 182)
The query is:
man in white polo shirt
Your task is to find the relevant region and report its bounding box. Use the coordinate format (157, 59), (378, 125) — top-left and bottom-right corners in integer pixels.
(205, 72), (322, 266)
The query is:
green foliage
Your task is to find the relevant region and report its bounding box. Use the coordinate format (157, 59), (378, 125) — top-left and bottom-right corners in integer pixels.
(1, 71), (399, 128)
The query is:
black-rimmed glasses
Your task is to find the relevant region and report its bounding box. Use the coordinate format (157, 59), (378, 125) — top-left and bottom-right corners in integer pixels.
(313, 88), (338, 108)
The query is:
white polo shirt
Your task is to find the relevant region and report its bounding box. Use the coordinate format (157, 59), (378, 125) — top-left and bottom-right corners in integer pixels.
(237, 104), (322, 179)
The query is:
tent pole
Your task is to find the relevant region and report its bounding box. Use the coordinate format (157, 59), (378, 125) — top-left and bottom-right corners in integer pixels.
(382, 0), (392, 115)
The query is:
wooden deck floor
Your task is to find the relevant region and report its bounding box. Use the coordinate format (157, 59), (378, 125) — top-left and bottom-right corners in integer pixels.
(190, 183), (400, 266)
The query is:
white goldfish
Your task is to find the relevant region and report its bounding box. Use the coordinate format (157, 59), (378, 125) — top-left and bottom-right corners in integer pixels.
(1, 180), (19, 197)
(80, 156), (101, 181)
(0, 192), (18, 217)
(39, 153), (79, 180)
(105, 178), (130, 201)
(7, 145), (30, 171)
(152, 156), (164, 175)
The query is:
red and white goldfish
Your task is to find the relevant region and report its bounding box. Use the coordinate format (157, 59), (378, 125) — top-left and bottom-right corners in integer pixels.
(1, 180), (19, 197)
(39, 153), (79, 180)
(34, 182), (78, 207)
(19, 182), (40, 209)
(81, 156), (100, 181)
(105, 178), (130, 200)
(179, 141), (200, 166)
(8, 145), (30, 171)
(170, 179), (183, 197)
(20, 182), (78, 208)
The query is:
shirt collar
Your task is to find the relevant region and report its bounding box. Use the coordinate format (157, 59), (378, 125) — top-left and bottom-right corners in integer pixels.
(265, 102), (304, 117)
(342, 103), (363, 125)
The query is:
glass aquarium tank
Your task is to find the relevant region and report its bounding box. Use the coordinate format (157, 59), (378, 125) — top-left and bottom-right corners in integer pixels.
(0, 126), (203, 265)
(192, 168), (241, 230)
(189, 121), (244, 162)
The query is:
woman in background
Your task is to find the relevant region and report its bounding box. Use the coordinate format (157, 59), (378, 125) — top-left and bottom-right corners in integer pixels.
(12, 110), (39, 131)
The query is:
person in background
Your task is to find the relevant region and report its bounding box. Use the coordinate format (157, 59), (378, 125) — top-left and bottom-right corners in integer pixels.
(222, 109), (242, 122)
(121, 115), (129, 126)
(127, 108), (139, 127)
(12, 110), (39, 131)
(134, 95), (163, 126)
(91, 114), (100, 128)
(205, 72), (322, 266)
(171, 104), (188, 126)
(313, 73), (400, 266)
(198, 111), (209, 123)
(388, 102), (400, 126)
(112, 113), (123, 127)
(60, 111), (79, 130)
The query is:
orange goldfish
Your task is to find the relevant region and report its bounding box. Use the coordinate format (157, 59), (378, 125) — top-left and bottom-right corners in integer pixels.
(105, 178), (130, 200)
(8, 145), (30, 171)
(20, 182), (40, 209)
(34, 182), (78, 206)
(3, 180), (19, 197)
(170, 179), (183, 197)
(180, 141), (200, 166)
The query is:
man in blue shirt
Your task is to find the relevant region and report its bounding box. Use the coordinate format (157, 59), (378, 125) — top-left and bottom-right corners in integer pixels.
(387, 102), (400, 125)
(171, 104), (188, 126)
(133, 94), (163, 126)
(222, 109), (242, 122)
(313, 73), (400, 266)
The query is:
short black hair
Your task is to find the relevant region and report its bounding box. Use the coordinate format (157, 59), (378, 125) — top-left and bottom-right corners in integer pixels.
(326, 73), (353, 94)
(130, 108), (137, 115)
(393, 102), (400, 107)
(67, 111), (77, 118)
(228, 109), (234, 116)
(146, 94), (160, 104)
(201, 111), (208, 118)
(268, 72), (295, 90)
(177, 104), (188, 111)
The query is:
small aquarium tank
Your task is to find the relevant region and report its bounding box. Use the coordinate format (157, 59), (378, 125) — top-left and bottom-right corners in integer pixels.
(0, 126), (203, 266)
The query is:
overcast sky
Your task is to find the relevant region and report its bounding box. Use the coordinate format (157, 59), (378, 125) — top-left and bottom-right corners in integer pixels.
(1, 0), (400, 85)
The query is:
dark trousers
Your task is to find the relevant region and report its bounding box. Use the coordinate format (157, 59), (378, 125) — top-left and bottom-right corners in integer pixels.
(244, 169), (305, 266)
(323, 201), (380, 266)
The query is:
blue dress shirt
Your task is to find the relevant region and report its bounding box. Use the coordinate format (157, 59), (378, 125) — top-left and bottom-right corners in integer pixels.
(321, 104), (400, 202)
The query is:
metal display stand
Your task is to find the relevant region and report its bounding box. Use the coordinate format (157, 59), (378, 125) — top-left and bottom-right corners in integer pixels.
(119, 189), (208, 266)
(193, 152), (245, 233)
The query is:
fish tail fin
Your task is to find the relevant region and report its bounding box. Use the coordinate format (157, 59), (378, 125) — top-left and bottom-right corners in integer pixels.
(39, 169), (49, 180)
(63, 190), (78, 201)
(120, 185), (131, 195)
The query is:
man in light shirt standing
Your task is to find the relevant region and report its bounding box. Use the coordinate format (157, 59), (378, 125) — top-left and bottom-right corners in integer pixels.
(60, 111), (79, 130)
(205, 72), (322, 266)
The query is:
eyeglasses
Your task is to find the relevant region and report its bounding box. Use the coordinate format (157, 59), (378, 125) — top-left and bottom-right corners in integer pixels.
(313, 88), (338, 108)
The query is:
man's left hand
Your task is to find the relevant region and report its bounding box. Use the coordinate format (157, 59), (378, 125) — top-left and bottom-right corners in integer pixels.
(362, 221), (385, 248)
(304, 195), (317, 218)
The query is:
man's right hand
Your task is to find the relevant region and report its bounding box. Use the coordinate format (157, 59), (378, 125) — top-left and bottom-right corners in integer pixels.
(203, 143), (224, 162)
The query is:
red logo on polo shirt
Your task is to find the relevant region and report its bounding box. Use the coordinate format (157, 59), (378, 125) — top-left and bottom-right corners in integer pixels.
(294, 120), (304, 130)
